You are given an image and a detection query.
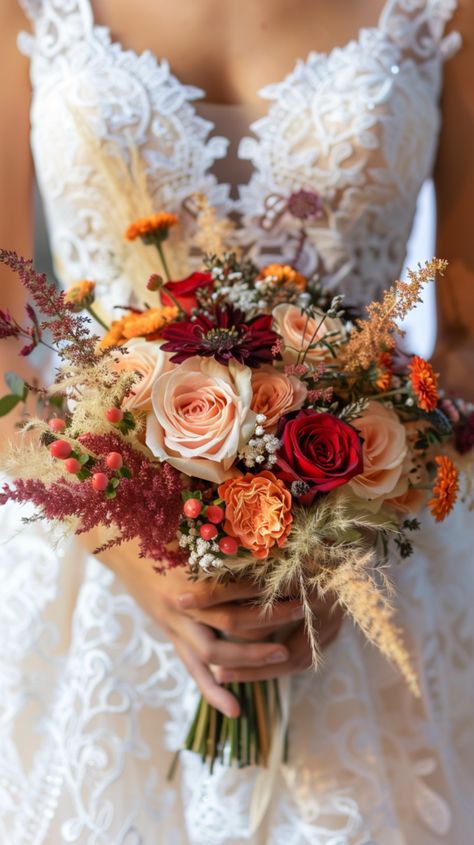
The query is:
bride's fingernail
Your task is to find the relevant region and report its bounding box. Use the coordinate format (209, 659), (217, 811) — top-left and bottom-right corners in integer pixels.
(291, 605), (305, 620)
(266, 650), (287, 664)
(178, 593), (195, 609)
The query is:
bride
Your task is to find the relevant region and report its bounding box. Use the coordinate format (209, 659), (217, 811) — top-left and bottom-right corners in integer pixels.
(1, 0), (473, 842)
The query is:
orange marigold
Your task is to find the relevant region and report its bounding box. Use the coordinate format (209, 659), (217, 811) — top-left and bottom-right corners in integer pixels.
(98, 306), (178, 350)
(428, 455), (459, 522)
(408, 355), (439, 412)
(125, 212), (178, 242)
(375, 351), (393, 391)
(218, 470), (293, 560)
(64, 279), (96, 310)
(257, 263), (307, 291)
(98, 317), (127, 350)
(121, 306), (178, 340)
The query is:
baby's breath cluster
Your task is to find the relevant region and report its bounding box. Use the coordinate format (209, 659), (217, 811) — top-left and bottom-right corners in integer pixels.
(178, 521), (222, 573)
(238, 414), (280, 469)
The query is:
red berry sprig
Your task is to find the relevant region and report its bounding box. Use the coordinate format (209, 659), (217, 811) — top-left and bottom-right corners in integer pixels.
(180, 492), (240, 560)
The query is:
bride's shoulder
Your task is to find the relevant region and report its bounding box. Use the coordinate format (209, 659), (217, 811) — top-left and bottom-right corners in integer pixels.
(0, 1), (32, 38)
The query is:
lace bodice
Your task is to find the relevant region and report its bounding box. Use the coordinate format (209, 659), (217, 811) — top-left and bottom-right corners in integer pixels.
(19, 0), (460, 314)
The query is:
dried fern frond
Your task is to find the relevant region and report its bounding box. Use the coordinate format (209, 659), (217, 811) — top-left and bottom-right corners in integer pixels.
(341, 259), (447, 373)
(68, 108), (166, 301)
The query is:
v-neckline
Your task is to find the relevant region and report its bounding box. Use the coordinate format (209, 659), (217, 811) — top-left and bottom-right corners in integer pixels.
(85, 0), (396, 112)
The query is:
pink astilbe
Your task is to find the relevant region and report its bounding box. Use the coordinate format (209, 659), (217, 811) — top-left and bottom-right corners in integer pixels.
(0, 250), (100, 365)
(0, 434), (184, 568)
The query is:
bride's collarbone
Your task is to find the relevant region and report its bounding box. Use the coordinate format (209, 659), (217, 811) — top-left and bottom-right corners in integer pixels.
(90, 0), (387, 105)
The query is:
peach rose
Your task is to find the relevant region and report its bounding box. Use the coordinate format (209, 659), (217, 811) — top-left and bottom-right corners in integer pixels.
(272, 303), (344, 364)
(251, 365), (307, 431)
(218, 470), (293, 559)
(115, 339), (173, 412)
(146, 357), (256, 483)
(349, 402), (409, 510)
(386, 486), (428, 515)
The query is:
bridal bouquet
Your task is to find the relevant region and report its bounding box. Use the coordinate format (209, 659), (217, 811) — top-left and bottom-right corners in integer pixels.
(1, 204), (472, 771)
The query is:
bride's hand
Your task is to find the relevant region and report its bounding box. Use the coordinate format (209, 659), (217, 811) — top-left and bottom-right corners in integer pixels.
(93, 537), (302, 717)
(187, 587), (345, 684)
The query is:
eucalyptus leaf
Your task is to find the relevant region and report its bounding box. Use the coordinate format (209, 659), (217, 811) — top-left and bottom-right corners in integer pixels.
(5, 372), (26, 398)
(0, 394), (21, 417)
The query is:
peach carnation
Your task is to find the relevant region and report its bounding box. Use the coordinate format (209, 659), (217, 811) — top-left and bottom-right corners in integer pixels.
(349, 402), (409, 510)
(114, 339), (173, 412)
(251, 365), (307, 431)
(272, 303), (344, 364)
(146, 357), (256, 483)
(218, 470), (293, 559)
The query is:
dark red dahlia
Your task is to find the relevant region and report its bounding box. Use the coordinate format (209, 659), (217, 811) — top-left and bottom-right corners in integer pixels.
(160, 305), (281, 367)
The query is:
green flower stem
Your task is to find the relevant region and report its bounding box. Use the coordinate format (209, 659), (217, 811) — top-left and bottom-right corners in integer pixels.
(375, 387), (410, 399)
(156, 241), (172, 282)
(86, 305), (110, 331)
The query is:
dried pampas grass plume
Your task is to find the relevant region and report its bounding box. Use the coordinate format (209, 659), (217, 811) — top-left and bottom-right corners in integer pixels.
(222, 492), (420, 694)
(67, 108), (174, 303)
(192, 193), (237, 257)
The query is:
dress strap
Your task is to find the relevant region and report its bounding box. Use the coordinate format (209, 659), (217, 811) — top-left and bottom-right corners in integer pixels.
(380, 0), (461, 61)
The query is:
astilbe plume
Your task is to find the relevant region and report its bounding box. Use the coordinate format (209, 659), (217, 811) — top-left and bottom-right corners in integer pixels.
(0, 250), (100, 365)
(341, 259), (447, 373)
(0, 434), (184, 566)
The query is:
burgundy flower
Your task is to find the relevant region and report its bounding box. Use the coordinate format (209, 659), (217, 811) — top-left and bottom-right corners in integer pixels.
(160, 305), (281, 367)
(275, 410), (364, 504)
(160, 272), (214, 314)
(455, 411), (474, 455)
(287, 190), (323, 221)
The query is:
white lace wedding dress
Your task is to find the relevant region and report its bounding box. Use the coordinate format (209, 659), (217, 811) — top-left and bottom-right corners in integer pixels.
(1, 1), (473, 842)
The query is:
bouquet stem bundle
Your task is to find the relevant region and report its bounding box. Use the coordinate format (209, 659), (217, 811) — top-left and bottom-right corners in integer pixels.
(171, 679), (284, 775)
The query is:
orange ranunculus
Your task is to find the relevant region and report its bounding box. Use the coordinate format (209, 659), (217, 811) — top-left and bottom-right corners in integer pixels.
(218, 470), (293, 559)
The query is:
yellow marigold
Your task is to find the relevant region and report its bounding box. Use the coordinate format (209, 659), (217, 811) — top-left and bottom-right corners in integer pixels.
(64, 280), (96, 310)
(428, 455), (459, 522)
(257, 263), (307, 291)
(125, 212), (178, 242)
(408, 355), (439, 412)
(121, 306), (178, 340)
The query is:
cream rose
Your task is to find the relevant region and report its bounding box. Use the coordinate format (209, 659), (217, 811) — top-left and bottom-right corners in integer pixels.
(115, 339), (173, 412)
(349, 402), (409, 510)
(146, 357), (256, 483)
(251, 365), (307, 431)
(272, 303), (344, 364)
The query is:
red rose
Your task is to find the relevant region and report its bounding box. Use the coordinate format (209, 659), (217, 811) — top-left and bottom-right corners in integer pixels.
(160, 272), (214, 314)
(275, 410), (363, 504)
